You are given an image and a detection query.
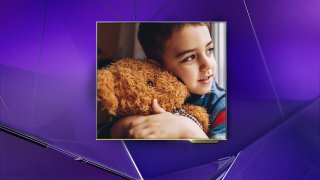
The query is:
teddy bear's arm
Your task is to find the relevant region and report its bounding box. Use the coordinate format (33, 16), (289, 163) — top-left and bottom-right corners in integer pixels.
(182, 104), (209, 134)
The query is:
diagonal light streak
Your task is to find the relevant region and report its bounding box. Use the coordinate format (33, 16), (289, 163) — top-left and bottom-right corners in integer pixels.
(122, 141), (144, 180)
(96, 0), (123, 21)
(149, 0), (173, 21)
(0, 96), (14, 121)
(30, 0), (47, 127)
(243, 0), (285, 118)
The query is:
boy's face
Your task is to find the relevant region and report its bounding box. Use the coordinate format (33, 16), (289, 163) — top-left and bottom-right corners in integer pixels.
(162, 25), (216, 95)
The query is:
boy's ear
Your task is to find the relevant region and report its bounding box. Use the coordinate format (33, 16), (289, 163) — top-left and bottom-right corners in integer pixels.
(97, 69), (118, 116)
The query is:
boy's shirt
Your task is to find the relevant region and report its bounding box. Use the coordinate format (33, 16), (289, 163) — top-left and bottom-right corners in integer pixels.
(186, 81), (226, 139)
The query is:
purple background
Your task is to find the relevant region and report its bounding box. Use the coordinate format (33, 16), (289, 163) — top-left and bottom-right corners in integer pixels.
(0, 0), (319, 179)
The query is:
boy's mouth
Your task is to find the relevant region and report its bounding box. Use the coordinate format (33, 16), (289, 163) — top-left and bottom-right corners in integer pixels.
(198, 75), (213, 83)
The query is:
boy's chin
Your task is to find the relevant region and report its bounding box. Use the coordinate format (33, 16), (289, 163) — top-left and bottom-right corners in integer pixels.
(190, 87), (211, 95)
(189, 81), (213, 95)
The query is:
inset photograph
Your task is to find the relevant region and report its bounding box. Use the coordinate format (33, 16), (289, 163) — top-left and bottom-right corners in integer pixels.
(97, 22), (227, 140)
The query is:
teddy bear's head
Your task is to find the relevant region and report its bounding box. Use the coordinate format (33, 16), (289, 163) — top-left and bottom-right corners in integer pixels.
(98, 58), (189, 116)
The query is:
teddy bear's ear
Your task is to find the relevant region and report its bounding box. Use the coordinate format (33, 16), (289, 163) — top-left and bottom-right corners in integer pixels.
(97, 69), (118, 116)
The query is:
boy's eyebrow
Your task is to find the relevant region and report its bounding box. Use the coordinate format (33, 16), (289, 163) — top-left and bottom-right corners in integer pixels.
(175, 41), (213, 58)
(206, 41), (213, 47)
(175, 49), (195, 58)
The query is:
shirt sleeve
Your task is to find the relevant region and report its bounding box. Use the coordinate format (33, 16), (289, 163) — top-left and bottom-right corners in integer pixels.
(208, 96), (226, 139)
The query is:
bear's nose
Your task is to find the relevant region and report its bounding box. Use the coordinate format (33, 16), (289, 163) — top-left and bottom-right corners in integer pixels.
(147, 80), (154, 87)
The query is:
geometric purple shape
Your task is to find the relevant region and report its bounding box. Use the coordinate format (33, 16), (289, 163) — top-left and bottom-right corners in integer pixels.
(0, 65), (141, 179)
(224, 99), (320, 179)
(125, 99), (284, 178)
(1, 0), (319, 179)
(244, 0), (320, 101)
(149, 156), (235, 180)
(0, 129), (125, 180)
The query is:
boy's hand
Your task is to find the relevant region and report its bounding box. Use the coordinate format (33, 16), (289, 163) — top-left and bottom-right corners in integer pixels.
(127, 99), (208, 139)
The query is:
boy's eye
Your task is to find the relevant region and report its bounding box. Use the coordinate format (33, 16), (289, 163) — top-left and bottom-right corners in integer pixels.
(206, 47), (214, 55)
(182, 54), (196, 63)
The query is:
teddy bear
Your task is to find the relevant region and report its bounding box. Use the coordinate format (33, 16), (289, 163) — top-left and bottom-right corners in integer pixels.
(97, 58), (209, 136)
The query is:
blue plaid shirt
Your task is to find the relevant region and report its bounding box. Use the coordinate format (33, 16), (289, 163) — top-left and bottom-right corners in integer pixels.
(186, 81), (226, 139)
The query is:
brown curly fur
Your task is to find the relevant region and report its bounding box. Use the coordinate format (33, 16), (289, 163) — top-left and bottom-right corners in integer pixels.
(97, 58), (209, 133)
(97, 69), (118, 115)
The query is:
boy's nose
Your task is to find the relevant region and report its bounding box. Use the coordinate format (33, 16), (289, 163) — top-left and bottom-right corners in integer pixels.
(199, 56), (213, 72)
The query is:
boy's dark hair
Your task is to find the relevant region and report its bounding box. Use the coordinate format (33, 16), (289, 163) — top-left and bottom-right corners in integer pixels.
(138, 23), (210, 64)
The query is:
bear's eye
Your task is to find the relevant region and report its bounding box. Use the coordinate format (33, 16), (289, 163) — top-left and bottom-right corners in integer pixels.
(147, 80), (154, 87)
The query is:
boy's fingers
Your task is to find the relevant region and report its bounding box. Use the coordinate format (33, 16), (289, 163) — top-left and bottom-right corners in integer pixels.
(129, 118), (147, 129)
(152, 99), (166, 114)
(128, 128), (146, 138)
(128, 125), (154, 138)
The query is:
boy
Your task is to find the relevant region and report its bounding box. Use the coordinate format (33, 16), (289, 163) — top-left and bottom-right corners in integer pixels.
(109, 23), (226, 139)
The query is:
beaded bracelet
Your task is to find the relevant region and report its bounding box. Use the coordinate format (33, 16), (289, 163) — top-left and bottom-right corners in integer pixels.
(173, 108), (204, 130)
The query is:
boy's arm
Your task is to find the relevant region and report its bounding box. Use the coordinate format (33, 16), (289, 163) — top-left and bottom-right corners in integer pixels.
(126, 99), (208, 139)
(127, 113), (208, 139)
(110, 115), (145, 138)
(110, 113), (208, 139)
